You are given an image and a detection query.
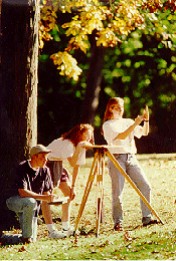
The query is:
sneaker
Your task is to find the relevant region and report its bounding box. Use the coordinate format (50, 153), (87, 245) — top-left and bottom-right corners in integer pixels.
(114, 223), (123, 231)
(63, 226), (75, 237)
(48, 230), (67, 239)
(21, 237), (33, 244)
(142, 217), (158, 226)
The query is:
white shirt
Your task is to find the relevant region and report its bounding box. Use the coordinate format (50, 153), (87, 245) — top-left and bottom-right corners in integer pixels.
(47, 138), (86, 165)
(102, 118), (143, 154)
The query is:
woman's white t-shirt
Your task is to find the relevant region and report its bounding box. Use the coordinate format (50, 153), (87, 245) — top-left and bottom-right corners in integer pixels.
(47, 138), (86, 165)
(102, 118), (143, 154)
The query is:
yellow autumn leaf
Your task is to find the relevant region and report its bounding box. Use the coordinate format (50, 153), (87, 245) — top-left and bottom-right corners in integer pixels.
(96, 28), (121, 47)
(68, 35), (90, 53)
(50, 51), (82, 81)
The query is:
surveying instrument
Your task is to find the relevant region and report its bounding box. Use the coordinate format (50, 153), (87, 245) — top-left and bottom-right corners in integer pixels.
(74, 145), (164, 237)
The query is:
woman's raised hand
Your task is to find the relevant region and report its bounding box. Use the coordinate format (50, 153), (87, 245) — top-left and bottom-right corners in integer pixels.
(135, 115), (144, 125)
(143, 105), (149, 121)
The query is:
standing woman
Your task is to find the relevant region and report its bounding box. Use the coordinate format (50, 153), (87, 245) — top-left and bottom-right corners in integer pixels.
(42, 124), (94, 237)
(102, 97), (157, 231)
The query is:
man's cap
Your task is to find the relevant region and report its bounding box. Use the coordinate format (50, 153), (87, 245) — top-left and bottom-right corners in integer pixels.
(30, 144), (51, 157)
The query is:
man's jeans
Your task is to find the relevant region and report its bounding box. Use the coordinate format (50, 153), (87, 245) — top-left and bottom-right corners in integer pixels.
(6, 196), (38, 240)
(108, 154), (151, 225)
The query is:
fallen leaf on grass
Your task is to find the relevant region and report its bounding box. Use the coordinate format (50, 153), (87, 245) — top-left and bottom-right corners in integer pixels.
(18, 246), (27, 252)
(124, 231), (132, 241)
(151, 250), (160, 254)
(99, 240), (114, 247)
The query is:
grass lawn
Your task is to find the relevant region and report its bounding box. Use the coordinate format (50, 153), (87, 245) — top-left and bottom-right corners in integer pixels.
(0, 153), (176, 260)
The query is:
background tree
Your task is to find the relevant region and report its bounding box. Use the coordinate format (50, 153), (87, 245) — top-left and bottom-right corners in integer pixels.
(38, 0), (176, 151)
(0, 0), (39, 231)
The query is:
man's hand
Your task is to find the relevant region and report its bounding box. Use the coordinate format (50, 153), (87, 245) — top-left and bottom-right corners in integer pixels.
(45, 193), (55, 203)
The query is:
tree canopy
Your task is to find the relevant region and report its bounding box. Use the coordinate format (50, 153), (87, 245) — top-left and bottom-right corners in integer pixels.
(40, 0), (176, 80)
(38, 0), (176, 152)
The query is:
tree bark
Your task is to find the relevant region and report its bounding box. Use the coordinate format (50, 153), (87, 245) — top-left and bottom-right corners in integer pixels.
(81, 36), (105, 124)
(0, 0), (39, 232)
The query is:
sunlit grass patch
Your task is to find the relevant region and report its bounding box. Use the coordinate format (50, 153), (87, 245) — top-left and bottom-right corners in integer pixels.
(1, 154), (176, 260)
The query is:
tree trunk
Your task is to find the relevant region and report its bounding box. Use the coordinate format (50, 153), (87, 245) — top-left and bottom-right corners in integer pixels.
(81, 36), (105, 124)
(0, 0), (39, 232)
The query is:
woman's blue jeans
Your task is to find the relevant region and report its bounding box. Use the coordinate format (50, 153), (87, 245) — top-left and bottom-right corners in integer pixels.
(108, 154), (151, 225)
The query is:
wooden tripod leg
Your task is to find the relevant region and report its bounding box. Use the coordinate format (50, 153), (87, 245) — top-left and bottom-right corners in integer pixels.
(74, 151), (99, 233)
(96, 197), (102, 237)
(106, 150), (164, 225)
(96, 150), (105, 237)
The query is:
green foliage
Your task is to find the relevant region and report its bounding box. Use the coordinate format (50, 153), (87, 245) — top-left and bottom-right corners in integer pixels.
(38, 0), (176, 152)
(99, 29), (176, 117)
(40, 0), (176, 80)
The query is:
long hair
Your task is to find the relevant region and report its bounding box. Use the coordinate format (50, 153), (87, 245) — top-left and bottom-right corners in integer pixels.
(62, 124), (94, 146)
(103, 97), (124, 123)
(101, 97), (124, 136)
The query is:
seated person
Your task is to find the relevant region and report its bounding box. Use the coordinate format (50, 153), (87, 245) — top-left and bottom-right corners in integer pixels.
(6, 144), (66, 243)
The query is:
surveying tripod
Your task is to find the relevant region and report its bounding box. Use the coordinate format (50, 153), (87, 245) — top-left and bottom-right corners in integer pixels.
(74, 145), (164, 237)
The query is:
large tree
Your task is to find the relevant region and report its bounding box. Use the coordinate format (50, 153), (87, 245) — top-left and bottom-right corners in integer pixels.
(38, 0), (176, 151)
(40, 0), (176, 126)
(0, 0), (40, 232)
